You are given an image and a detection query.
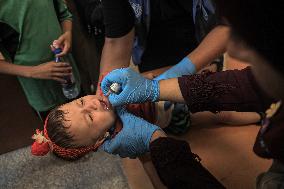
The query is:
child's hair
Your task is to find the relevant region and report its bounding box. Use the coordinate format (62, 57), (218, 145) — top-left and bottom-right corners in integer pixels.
(46, 108), (77, 149)
(31, 100), (153, 160)
(31, 106), (100, 161)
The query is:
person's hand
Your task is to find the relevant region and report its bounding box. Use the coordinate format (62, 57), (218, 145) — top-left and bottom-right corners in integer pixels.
(101, 106), (161, 158)
(154, 57), (196, 81)
(101, 68), (160, 107)
(53, 31), (72, 57)
(29, 61), (72, 83)
(153, 57), (196, 111)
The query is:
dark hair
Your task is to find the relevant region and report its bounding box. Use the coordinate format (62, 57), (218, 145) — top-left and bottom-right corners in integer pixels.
(46, 107), (78, 149)
(215, 0), (284, 74)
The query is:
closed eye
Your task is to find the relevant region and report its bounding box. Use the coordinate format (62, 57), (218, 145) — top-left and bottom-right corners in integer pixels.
(80, 98), (84, 106)
(88, 114), (93, 122)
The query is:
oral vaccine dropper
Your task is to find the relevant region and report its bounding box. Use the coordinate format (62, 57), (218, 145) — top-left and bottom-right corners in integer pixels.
(105, 83), (121, 97)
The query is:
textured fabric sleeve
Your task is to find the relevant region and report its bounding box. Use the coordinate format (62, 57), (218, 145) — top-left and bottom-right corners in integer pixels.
(55, 0), (73, 22)
(178, 67), (274, 113)
(102, 0), (135, 38)
(150, 137), (225, 189)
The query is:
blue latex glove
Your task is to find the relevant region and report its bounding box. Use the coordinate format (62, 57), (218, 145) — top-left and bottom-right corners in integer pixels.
(153, 57), (196, 110)
(101, 68), (160, 107)
(154, 57), (196, 81)
(101, 106), (161, 158)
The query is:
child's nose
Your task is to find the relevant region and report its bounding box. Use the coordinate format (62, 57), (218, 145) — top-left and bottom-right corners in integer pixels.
(85, 100), (98, 111)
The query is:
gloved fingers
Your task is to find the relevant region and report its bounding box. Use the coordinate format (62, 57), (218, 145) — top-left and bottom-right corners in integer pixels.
(101, 68), (127, 95)
(108, 92), (127, 107)
(101, 133), (136, 158)
(107, 85), (135, 106)
(101, 76), (116, 96)
(153, 73), (166, 81)
(100, 138), (119, 154)
(115, 105), (127, 116)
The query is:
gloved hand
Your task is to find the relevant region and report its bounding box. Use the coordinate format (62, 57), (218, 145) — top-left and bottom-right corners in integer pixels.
(101, 106), (161, 158)
(153, 57), (196, 111)
(154, 57), (196, 81)
(101, 68), (160, 107)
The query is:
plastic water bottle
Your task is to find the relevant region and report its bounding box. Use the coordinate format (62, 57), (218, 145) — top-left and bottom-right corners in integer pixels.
(53, 47), (79, 99)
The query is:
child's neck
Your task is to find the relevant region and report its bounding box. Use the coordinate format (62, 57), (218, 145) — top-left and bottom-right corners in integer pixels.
(109, 117), (123, 138)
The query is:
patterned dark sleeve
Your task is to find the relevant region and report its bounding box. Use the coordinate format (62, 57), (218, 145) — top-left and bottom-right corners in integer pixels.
(178, 67), (274, 113)
(150, 137), (226, 189)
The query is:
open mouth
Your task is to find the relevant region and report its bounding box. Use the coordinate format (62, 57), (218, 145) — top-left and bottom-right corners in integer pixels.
(99, 98), (111, 110)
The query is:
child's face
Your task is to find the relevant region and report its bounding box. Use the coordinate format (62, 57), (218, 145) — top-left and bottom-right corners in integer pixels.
(59, 95), (117, 147)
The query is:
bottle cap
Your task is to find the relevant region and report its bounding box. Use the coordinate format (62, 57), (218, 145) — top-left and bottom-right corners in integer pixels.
(53, 48), (62, 55)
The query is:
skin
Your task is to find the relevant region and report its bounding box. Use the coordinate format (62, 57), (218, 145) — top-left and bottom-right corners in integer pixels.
(158, 32), (284, 106)
(0, 20), (72, 83)
(149, 29), (284, 189)
(59, 95), (116, 147)
(96, 24), (230, 95)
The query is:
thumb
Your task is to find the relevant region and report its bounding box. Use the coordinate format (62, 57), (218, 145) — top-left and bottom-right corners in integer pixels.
(108, 93), (123, 107)
(101, 77), (112, 95)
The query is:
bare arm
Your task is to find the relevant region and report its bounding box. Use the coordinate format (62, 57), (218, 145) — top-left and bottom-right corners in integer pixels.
(188, 25), (230, 71)
(152, 25), (230, 81)
(159, 78), (185, 103)
(96, 28), (135, 94)
(0, 56), (32, 77)
(100, 28), (134, 74)
(159, 68), (274, 113)
(0, 53), (72, 83)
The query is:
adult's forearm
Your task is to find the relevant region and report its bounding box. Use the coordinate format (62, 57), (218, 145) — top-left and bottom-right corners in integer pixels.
(178, 67), (274, 113)
(158, 67), (274, 113)
(99, 28), (134, 74)
(188, 25), (230, 71)
(0, 60), (31, 77)
(96, 28), (134, 94)
(158, 78), (185, 103)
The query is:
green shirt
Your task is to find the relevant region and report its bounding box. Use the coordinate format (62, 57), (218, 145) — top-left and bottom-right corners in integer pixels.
(0, 0), (80, 111)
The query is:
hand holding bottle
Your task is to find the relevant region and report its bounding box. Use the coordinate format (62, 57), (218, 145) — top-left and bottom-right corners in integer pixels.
(51, 42), (79, 99)
(30, 61), (72, 83)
